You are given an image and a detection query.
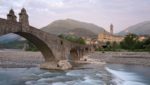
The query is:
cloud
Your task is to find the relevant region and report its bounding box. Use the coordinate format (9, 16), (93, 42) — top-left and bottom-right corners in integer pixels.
(0, 0), (150, 32)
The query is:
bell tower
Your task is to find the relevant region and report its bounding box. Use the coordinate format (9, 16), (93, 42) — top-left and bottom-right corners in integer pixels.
(110, 24), (113, 35)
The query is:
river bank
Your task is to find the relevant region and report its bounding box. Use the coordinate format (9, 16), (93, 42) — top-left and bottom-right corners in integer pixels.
(87, 52), (150, 66)
(0, 51), (150, 68)
(0, 51), (44, 68)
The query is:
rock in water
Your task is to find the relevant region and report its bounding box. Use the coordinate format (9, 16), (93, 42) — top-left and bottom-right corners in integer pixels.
(58, 60), (72, 70)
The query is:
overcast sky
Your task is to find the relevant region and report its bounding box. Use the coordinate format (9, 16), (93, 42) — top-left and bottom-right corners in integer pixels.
(0, 0), (150, 33)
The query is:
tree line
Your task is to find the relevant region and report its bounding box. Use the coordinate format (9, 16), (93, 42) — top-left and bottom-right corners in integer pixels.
(98, 34), (150, 52)
(58, 34), (86, 45)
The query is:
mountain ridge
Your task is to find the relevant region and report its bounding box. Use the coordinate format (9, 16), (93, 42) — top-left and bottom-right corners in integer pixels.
(118, 21), (150, 35)
(41, 18), (106, 37)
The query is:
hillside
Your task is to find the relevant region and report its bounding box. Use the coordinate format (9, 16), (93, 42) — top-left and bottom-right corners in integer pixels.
(0, 33), (21, 43)
(118, 21), (150, 35)
(64, 28), (97, 38)
(0, 34), (26, 49)
(41, 19), (106, 37)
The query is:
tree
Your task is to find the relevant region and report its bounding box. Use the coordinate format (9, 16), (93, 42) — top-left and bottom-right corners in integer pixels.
(58, 34), (86, 45)
(142, 37), (150, 51)
(120, 34), (139, 50)
(26, 41), (38, 51)
(111, 41), (120, 51)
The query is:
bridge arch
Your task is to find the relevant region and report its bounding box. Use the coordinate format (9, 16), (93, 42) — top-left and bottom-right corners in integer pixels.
(0, 32), (56, 62)
(15, 32), (55, 62)
(0, 19), (57, 63)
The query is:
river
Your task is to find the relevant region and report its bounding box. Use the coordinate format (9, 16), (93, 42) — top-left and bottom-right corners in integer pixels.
(106, 64), (150, 85)
(0, 64), (150, 85)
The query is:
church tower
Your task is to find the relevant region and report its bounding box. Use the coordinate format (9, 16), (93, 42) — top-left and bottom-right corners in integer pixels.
(19, 8), (29, 27)
(110, 24), (113, 35)
(7, 9), (17, 22)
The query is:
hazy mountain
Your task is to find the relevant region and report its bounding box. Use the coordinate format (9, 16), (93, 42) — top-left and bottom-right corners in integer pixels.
(0, 34), (22, 44)
(0, 33), (26, 49)
(118, 21), (150, 35)
(41, 19), (106, 37)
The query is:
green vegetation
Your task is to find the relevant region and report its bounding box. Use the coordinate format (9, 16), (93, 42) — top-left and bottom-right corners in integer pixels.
(25, 41), (38, 51)
(120, 34), (150, 51)
(120, 34), (140, 50)
(96, 41), (121, 51)
(0, 40), (39, 51)
(58, 34), (86, 45)
(97, 34), (150, 52)
(0, 41), (26, 49)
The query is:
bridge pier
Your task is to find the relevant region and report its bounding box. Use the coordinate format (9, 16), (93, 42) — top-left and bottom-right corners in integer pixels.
(69, 46), (91, 63)
(40, 60), (72, 70)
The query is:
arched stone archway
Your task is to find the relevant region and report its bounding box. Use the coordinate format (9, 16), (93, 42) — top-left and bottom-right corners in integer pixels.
(15, 32), (55, 62)
(0, 19), (57, 62)
(70, 48), (80, 61)
(69, 47), (85, 62)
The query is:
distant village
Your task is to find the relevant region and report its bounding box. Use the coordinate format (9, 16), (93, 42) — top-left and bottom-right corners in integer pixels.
(82, 24), (149, 49)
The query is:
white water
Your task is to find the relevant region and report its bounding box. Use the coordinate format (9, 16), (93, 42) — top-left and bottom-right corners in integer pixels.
(0, 64), (150, 85)
(106, 64), (150, 85)
(0, 67), (106, 85)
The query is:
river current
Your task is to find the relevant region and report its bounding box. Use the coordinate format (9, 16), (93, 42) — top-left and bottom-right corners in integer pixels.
(0, 64), (150, 85)
(107, 64), (150, 85)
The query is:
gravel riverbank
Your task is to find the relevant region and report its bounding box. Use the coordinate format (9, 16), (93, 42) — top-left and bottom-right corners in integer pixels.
(87, 52), (150, 66)
(0, 51), (44, 68)
(0, 51), (150, 68)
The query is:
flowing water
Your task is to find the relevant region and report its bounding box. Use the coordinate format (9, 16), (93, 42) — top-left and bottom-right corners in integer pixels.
(0, 65), (108, 85)
(106, 64), (150, 85)
(0, 64), (150, 85)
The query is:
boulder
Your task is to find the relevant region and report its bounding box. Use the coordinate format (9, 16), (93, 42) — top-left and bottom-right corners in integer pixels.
(58, 60), (72, 70)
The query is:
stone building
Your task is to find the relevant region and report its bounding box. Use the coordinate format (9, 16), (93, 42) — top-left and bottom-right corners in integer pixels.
(98, 24), (124, 43)
(138, 35), (149, 41)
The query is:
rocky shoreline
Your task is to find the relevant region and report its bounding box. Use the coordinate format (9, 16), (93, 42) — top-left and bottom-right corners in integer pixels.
(0, 51), (44, 68)
(87, 52), (150, 66)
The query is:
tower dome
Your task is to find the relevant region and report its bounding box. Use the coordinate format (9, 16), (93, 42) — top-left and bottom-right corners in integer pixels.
(21, 8), (27, 14)
(7, 9), (17, 22)
(19, 8), (29, 27)
(9, 9), (15, 14)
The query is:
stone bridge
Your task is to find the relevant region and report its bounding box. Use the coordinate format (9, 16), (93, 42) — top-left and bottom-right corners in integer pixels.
(0, 8), (92, 70)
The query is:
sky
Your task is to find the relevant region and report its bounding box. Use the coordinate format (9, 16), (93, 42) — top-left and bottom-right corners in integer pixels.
(0, 0), (150, 33)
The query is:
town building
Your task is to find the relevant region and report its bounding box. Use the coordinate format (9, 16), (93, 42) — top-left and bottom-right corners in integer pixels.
(98, 24), (124, 43)
(138, 35), (149, 41)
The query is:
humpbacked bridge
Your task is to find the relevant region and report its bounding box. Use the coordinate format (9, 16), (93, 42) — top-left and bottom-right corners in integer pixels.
(0, 8), (92, 70)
